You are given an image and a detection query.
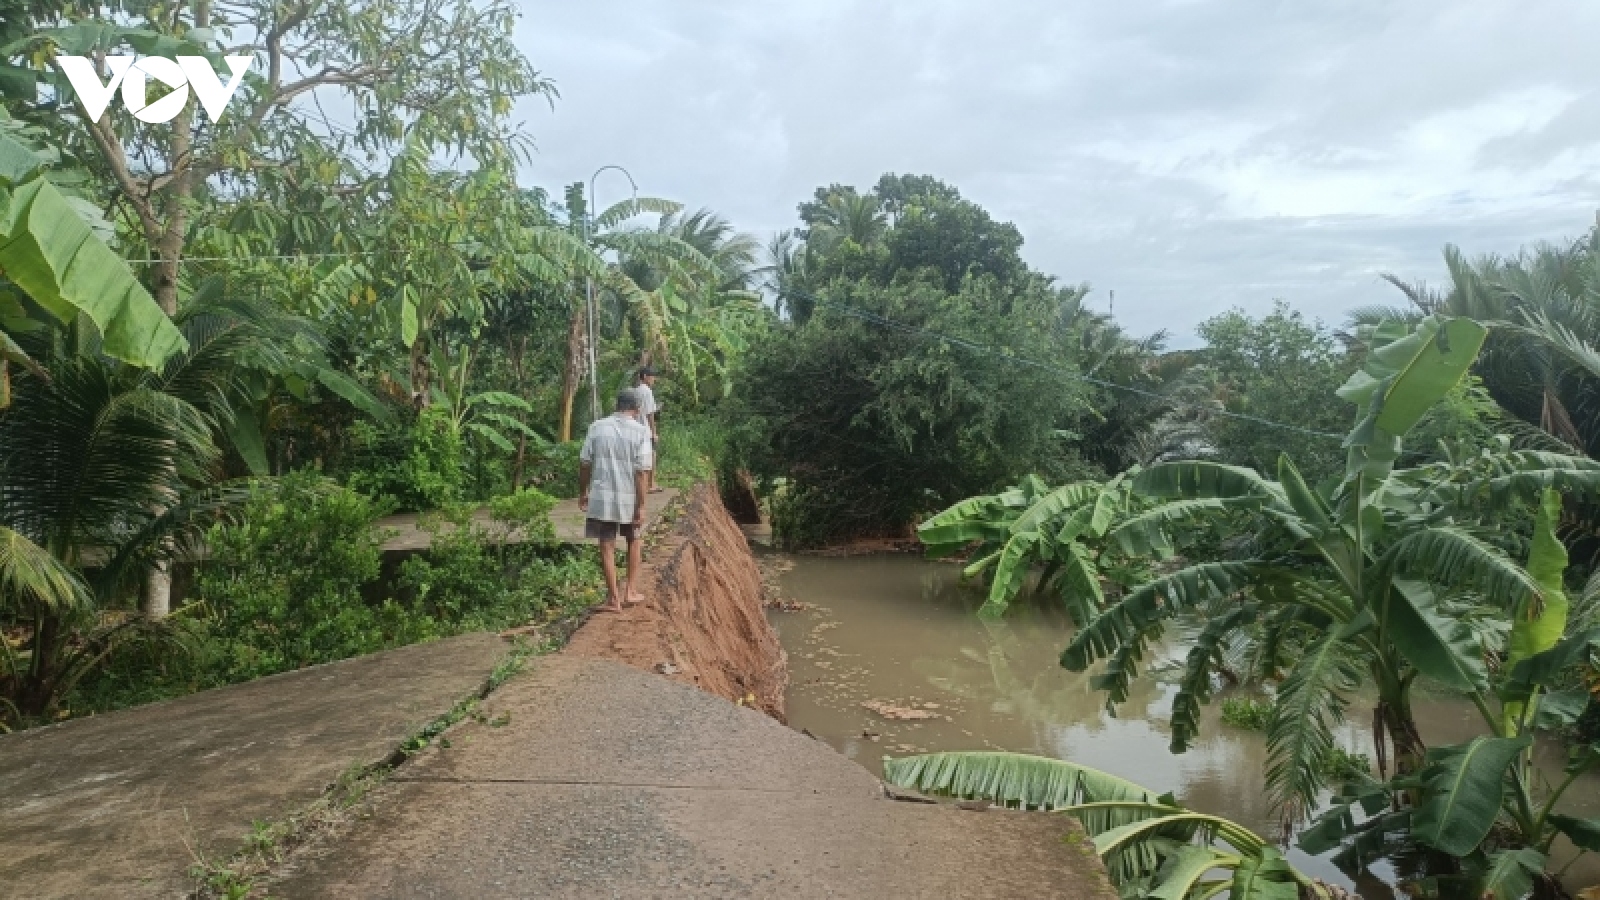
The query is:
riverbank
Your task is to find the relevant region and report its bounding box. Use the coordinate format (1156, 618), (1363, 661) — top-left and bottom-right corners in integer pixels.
(2, 485), (1117, 898)
(566, 484), (788, 720)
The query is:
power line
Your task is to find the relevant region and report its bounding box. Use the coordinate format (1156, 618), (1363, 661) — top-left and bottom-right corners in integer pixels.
(109, 245), (1343, 440)
(786, 288), (1346, 441)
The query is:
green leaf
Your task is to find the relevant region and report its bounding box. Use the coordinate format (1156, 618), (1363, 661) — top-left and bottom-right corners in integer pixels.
(882, 751), (1158, 812)
(314, 368), (392, 423)
(400, 287), (419, 347)
(0, 178), (185, 368)
(468, 390), (532, 410)
(1530, 690), (1590, 731)
(1063, 562), (1273, 673)
(1277, 453), (1333, 531)
(1107, 497), (1253, 558)
(1386, 578), (1489, 692)
(1148, 844), (1225, 900)
(1008, 481), (1101, 535)
(1133, 461), (1279, 502)
(918, 493), (1013, 546)
(1502, 628), (1600, 699)
(1383, 525), (1542, 611)
(1548, 814), (1600, 852)
(1170, 605), (1258, 753)
(1, 525), (89, 614)
(981, 530), (1043, 618)
(1337, 315), (1488, 436)
(465, 421), (515, 452)
(1266, 633), (1363, 821)
(0, 126), (47, 185)
(1476, 847), (1544, 900)
(224, 412), (269, 476)
(1229, 847), (1301, 900)
(1412, 735), (1531, 856)
(1504, 490), (1569, 735)
(1054, 541), (1104, 625)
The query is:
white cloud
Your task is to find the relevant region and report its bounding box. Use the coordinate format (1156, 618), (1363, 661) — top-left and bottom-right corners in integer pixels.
(510, 0), (1600, 344)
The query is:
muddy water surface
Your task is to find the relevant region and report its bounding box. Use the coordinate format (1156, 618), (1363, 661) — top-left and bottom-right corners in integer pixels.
(770, 554), (1600, 897)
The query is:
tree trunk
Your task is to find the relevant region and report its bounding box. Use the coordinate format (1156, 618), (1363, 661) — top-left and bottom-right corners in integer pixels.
(140, 66), (196, 618)
(558, 305), (585, 442)
(20, 612), (61, 716)
(409, 337), (431, 408)
(143, 560), (173, 618)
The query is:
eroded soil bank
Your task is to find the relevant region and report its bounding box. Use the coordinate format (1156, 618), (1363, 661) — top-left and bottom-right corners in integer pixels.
(564, 484), (788, 721)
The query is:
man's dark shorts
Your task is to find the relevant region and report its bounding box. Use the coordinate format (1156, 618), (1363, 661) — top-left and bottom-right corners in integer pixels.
(585, 519), (639, 541)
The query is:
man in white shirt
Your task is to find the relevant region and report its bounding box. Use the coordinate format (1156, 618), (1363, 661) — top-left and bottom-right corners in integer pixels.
(635, 366), (663, 493)
(578, 389), (654, 612)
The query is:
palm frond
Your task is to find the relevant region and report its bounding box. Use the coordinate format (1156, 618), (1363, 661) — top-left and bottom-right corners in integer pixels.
(1382, 525), (1542, 610)
(1063, 562), (1274, 673)
(1171, 605), (1258, 753)
(1265, 633), (1363, 823)
(0, 525), (88, 615)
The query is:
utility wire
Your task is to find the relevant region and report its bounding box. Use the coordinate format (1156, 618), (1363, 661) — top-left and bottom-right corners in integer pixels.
(110, 246), (1345, 440)
(784, 288), (1346, 441)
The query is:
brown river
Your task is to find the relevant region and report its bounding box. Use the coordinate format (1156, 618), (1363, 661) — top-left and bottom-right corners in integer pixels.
(768, 554), (1600, 898)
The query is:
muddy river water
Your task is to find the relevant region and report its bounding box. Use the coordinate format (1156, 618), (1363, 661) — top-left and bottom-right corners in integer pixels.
(769, 554), (1600, 897)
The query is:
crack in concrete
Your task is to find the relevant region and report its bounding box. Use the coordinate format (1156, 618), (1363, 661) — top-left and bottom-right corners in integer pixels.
(390, 774), (871, 796)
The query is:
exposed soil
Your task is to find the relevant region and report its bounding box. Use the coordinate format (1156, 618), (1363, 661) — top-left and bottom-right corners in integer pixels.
(564, 484), (789, 721)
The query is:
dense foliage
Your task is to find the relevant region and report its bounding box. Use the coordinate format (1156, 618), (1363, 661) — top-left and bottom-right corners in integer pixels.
(924, 314), (1600, 898)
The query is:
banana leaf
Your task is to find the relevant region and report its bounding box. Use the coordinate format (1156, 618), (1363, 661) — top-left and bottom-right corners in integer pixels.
(0, 178), (185, 368)
(1411, 735), (1531, 856)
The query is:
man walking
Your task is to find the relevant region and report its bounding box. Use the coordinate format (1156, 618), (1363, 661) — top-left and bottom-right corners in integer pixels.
(635, 366), (663, 493)
(579, 388), (654, 612)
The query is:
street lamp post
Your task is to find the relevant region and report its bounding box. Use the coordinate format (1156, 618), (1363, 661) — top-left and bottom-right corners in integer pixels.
(583, 165), (639, 424)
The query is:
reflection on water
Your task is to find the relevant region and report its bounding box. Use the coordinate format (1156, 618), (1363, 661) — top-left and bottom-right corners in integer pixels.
(772, 554), (1600, 897)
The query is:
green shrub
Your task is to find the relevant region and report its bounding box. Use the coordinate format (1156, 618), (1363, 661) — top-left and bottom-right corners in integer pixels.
(521, 440), (581, 499)
(68, 481), (599, 719)
(342, 407), (465, 511)
(655, 416), (726, 487)
(1320, 745), (1372, 781)
(197, 472), (404, 678)
(398, 487), (572, 629)
(1219, 696), (1272, 731)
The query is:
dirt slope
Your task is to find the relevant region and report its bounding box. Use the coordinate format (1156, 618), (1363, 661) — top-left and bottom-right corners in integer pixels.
(564, 484), (789, 721)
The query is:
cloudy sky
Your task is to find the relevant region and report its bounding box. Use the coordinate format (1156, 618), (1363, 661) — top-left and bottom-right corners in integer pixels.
(510, 1), (1600, 345)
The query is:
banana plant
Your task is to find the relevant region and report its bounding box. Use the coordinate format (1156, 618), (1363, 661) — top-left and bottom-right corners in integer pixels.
(932, 316), (1600, 826)
(430, 343), (546, 456)
(1064, 315), (1600, 826)
(884, 751), (1333, 899)
(0, 113), (184, 391)
(918, 474), (1150, 621)
(1301, 490), (1600, 900)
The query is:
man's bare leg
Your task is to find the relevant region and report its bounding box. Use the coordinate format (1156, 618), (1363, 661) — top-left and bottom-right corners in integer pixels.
(623, 534), (646, 605)
(596, 536), (623, 611)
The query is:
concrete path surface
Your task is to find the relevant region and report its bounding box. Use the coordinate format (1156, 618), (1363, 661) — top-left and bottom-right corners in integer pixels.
(270, 655), (1116, 899)
(0, 634), (511, 899)
(377, 488), (680, 551)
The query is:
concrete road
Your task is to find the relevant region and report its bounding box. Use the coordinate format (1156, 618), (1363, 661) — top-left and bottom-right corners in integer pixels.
(269, 655), (1116, 899)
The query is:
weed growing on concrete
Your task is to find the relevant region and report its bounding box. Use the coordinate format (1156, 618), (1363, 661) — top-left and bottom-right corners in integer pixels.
(187, 637), (554, 898)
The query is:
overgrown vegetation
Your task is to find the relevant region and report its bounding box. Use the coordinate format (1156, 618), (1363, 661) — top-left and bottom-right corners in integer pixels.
(67, 475), (600, 718)
(923, 314), (1600, 897)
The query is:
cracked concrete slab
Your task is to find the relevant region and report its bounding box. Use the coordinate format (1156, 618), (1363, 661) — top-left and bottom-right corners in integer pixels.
(269, 656), (1116, 899)
(0, 633), (510, 899)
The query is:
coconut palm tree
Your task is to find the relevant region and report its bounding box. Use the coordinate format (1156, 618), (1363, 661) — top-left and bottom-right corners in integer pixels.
(766, 229), (814, 323)
(0, 288), (309, 717)
(552, 183), (716, 441)
(1366, 238), (1600, 456)
(805, 190), (888, 254)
